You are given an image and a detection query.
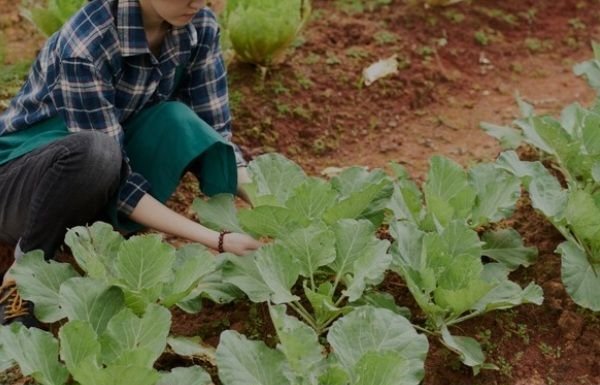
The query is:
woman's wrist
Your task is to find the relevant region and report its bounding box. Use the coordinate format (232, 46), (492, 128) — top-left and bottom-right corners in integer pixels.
(217, 230), (231, 253)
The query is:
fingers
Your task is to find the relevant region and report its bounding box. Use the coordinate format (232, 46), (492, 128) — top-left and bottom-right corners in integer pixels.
(224, 233), (262, 256)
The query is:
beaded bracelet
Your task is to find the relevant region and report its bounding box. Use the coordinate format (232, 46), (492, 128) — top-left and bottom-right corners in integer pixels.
(218, 230), (231, 253)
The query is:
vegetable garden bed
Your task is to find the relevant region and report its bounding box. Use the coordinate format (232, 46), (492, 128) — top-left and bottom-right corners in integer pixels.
(1, 0), (600, 384)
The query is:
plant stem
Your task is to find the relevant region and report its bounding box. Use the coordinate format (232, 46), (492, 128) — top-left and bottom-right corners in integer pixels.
(333, 294), (347, 308)
(446, 311), (483, 327)
(331, 273), (342, 299)
(290, 301), (318, 331)
(412, 324), (437, 336)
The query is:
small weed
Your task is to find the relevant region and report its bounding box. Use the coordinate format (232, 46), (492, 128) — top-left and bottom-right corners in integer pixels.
(335, 0), (391, 14)
(229, 89), (243, 112)
(503, 319), (530, 345)
(514, 324), (530, 345)
(495, 356), (513, 377)
(475, 7), (519, 25)
(425, 15), (438, 27)
(563, 35), (583, 49)
(418, 45), (435, 58)
(0, 34), (5, 65)
(303, 53), (321, 65)
(368, 116), (379, 130)
(476, 329), (497, 352)
(275, 102), (291, 116)
(510, 62), (524, 73)
(447, 355), (462, 371)
(345, 46), (370, 59)
(243, 118), (278, 146)
(519, 8), (537, 24)
(474, 30), (491, 46)
(539, 342), (561, 359)
(325, 52), (342, 65)
(568, 18), (586, 30)
(272, 81), (290, 95)
(443, 9), (465, 23)
(295, 73), (314, 90)
(312, 138), (327, 155)
(245, 304), (265, 340)
(576, 306), (600, 323)
(474, 28), (503, 46)
(524, 37), (553, 53)
(292, 36), (307, 49)
(374, 30), (399, 45)
(293, 106), (313, 120)
(562, 58), (576, 68)
(311, 134), (338, 155)
(310, 9), (325, 21)
(514, 351), (524, 362)
(397, 55), (411, 70)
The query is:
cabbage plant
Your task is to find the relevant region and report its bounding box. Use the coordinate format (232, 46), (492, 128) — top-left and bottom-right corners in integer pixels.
(20, 0), (86, 36)
(388, 156), (543, 372)
(483, 91), (600, 312)
(389, 156), (538, 269)
(193, 153), (396, 334)
(391, 219), (543, 372)
(216, 305), (428, 385)
(574, 41), (600, 93)
(221, 0), (311, 67)
(0, 248), (213, 385)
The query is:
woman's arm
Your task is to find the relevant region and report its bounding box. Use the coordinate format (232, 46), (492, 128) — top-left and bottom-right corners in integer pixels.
(237, 166), (252, 204)
(129, 193), (261, 256)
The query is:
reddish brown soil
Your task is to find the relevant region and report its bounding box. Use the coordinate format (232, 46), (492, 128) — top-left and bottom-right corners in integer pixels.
(1, 0), (600, 384)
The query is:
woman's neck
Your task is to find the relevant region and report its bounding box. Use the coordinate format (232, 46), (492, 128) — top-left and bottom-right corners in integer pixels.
(138, 0), (170, 56)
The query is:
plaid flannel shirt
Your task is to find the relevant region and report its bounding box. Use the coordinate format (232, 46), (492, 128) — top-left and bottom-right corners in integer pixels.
(0, 0), (243, 216)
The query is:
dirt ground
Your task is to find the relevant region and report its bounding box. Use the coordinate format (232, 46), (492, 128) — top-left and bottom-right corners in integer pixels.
(1, 0), (600, 384)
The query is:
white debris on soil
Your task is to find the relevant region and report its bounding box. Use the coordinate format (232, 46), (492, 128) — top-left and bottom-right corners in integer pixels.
(362, 55), (399, 86)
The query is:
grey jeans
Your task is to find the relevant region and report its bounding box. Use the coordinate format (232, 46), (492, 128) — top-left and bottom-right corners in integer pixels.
(0, 131), (122, 259)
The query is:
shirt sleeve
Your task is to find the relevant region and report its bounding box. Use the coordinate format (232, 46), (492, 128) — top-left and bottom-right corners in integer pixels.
(54, 57), (150, 216)
(176, 21), (247, 166)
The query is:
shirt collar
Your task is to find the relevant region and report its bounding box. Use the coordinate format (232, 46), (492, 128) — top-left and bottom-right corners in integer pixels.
(117, 0), (149, 57)
(117, 0), (198, 58)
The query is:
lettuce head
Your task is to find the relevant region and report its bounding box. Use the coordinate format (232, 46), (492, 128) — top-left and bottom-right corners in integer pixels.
(225, 0), (310, 66)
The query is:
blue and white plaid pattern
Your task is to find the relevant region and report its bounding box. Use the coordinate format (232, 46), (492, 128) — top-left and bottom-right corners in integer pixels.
(0, 0), (242, 215)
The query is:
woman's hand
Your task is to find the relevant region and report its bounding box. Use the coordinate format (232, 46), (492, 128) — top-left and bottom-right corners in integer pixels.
(222, 232), (262, 256)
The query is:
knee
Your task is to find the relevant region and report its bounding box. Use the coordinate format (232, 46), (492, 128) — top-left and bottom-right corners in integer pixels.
(63, 131), (122, 185)
(154, 102), (199, 128)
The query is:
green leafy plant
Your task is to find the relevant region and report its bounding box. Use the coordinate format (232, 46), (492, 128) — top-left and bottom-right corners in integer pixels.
(335, 0), (391, 14)
(20, 0), (86, 36)
(0, 34), (6, 65)
(219, 0), (311, 68)
(0, 247), (213, 385)
(482, 90), (600, 311)
(573, 41), (600, 93)
(388, 156), (543, 371)
(474, 29), (490, 46)
(63, 222), (237, 314)
(193, 153), (396, 334)
(406, 0), (470, 7)
(475, 6), (519, 25)
(216, 304), (428, 385)
(390, 156), (528, 235)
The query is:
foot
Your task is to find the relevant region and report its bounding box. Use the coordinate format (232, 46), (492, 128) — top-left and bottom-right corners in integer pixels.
(0, 281), (39, 328)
